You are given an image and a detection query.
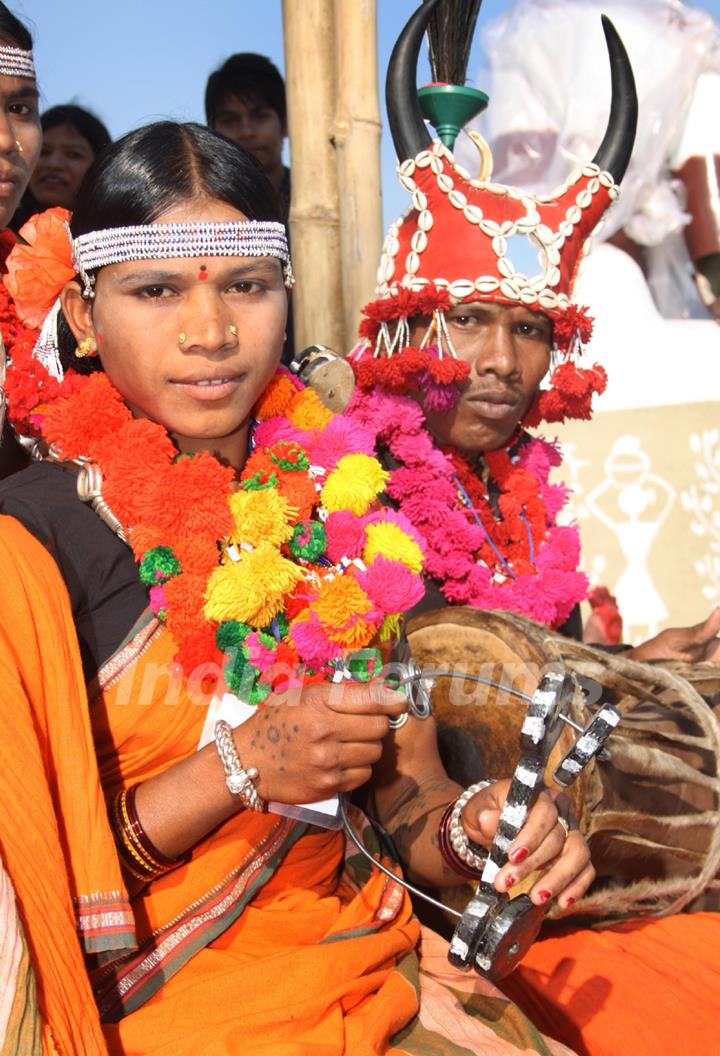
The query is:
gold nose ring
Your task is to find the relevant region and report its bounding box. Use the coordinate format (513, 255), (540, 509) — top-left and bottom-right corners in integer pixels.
(15, 139), (23, 154)
(178, 332), (187, 346)
(229, 324), (238, 337)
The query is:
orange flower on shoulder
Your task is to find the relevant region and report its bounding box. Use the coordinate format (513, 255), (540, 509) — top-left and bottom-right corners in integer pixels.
(4, 207), (75, 327)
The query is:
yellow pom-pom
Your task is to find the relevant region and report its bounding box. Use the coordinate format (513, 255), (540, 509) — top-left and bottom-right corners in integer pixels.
(287, 388), (334, 432)
(363, 521), (424, 573)
(311, 574), (377, 648)
(204, 543), (305, 627)
(228, 488), (297, 548)
(321, 453), (389, 516)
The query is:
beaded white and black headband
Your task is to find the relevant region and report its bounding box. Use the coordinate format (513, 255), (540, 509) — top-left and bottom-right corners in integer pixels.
(72, 219), (295, 296)
(0, 44), (36, 80)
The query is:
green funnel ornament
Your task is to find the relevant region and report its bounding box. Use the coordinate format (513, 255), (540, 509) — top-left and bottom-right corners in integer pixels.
(417, 83), (488, 151)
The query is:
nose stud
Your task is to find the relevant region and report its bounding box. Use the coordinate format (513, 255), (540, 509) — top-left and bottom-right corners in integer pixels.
(178, 326), (237, 348)
(15, 139), (23, 154)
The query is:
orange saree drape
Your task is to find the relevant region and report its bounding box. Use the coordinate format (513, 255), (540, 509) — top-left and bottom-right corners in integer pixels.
(502, 913), (720, 1056)
(0, 516), (132, 1055)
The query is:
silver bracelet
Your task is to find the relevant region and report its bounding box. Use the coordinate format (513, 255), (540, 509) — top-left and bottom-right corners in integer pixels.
(214, 720), (265, 812)
(449, 780), (493, 871)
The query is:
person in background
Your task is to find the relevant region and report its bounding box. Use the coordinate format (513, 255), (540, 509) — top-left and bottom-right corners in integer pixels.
(205, 53), (289, 222)
(205, 53), (295, 365)
(12, 103), (110, 228)
(0, 0), (41, 480)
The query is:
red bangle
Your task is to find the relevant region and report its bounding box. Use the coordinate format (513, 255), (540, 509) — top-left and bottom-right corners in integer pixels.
(438, 803), (485, 881)
(110, 784), (183, 880)
(124, 785), (179, 869)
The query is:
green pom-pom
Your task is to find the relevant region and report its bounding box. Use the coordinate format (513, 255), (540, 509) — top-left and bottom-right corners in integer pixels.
(216, 620), (252, 653)
(249, 680), (272, 705)
(270, 441), (310, 472)
(255, 630), (277, 651)
(241, 470), (279, 492)
(289, 521), (327, 561)
(346, 648), (383, 683)
(139, 546), (181, 587)
(225, 655), (259, 695)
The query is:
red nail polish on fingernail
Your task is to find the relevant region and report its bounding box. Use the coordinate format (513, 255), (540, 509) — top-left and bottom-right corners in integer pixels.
(564, 897), (575, 907)
(510, 846), (528, 864)
(537, 889), (552, 903)
(504, 873), (517, 890)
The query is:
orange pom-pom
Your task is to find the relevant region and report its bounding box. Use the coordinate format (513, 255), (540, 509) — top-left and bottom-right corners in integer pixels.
(253, 373), (297, 420)
(274, 469), (318, 521)
(42, 373), (130, 460)
(287, 388), (334, 432)
(309, 574), (377, 648)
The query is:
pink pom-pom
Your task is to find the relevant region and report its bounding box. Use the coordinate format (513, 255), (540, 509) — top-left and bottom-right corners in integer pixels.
(244, 631), (277, 673)
(149, 584), (167, 616)
(290, 615), (339, 664)
(306, 415), (375, 470)
(358, 556), (425, 614)
(253, 415), (310, 449)
(325, 509), (367, 563)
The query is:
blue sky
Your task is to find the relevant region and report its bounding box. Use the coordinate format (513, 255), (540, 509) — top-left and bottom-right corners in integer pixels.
(13, 0), (720, 226)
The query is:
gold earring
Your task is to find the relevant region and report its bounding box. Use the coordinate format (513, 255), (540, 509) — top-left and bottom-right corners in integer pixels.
(75, 336), (97, 359)
(229, 324), (238, 337)
(178, 332), (187, 346)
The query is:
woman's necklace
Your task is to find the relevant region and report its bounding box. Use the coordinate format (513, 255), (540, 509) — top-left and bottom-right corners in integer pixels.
(5, 354), (426, 699)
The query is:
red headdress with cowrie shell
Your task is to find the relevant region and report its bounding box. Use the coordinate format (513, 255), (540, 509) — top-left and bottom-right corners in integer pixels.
(353, 0), (637, 425)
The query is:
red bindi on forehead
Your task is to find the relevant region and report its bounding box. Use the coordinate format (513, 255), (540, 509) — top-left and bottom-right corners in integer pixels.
(198, 264), (209, 281)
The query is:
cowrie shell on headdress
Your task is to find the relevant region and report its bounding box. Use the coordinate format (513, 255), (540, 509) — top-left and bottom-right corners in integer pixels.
(448, 279), (476, 299)
(418, 209), (433, 232)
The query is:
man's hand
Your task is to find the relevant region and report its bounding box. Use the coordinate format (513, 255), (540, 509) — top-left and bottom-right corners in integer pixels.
(626, 607), (720, 663)
(461, 780), (594, 910)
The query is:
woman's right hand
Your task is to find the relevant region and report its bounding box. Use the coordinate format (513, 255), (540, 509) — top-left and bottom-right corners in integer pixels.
(232, 681), (408, 804)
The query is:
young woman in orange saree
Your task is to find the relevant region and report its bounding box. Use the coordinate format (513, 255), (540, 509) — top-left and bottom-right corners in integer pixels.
(0, 120), (592, 1055)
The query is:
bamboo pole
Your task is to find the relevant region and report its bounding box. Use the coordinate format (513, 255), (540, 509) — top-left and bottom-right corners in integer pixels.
(282, 0), (383, 357)
(332, 0), (383, 349)
(282, 0), (345, 356)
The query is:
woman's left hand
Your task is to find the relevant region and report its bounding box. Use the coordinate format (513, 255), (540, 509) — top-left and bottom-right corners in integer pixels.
(461, 780), (594, 910)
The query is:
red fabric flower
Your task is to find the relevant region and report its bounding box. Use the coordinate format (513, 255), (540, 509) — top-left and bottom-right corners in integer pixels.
(4, 208), (75, 327)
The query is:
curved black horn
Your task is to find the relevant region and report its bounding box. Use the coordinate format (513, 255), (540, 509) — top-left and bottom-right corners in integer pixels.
(591, 15), (638, 183)
(386, 0), (443, 161)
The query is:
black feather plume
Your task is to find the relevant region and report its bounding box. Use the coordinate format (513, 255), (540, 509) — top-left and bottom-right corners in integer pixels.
(423, 0), (483, 86)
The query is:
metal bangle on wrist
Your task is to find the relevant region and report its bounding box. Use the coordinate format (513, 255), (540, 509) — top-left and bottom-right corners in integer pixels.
(214, 719), (265, 812)
(446, 780), (493, 872)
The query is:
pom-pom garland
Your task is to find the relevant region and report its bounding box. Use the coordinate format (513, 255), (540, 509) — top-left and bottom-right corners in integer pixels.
(345, 385), (587, 629)
(4, 326), (426, 697)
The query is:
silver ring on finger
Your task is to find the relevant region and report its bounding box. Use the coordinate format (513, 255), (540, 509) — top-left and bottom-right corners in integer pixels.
(388, 711), (409, 730)
(556, 815), (570, 841)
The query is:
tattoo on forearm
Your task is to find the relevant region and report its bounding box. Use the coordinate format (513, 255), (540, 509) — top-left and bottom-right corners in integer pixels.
(383, 774), (459, 830)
